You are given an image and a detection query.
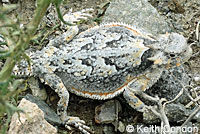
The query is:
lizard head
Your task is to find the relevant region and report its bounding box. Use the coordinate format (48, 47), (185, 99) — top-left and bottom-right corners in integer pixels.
(147, 33), (192, 68)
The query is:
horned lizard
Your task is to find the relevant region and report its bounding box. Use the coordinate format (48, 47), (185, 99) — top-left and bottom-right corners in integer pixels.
(13, 9), (193, 134)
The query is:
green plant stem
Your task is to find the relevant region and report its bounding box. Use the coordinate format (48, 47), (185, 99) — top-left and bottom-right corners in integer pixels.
(0, 0), (52, 82)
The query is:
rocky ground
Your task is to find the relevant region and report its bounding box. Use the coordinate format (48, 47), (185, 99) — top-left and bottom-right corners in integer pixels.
(1, 0), (200, 134)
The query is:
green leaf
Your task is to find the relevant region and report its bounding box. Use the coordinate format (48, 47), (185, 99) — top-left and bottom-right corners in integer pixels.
(54, 0), (75, 26)
(0, 51), (11, 59)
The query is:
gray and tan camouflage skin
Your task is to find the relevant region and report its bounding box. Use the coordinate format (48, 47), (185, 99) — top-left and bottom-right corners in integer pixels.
(14, 22), (192, 134)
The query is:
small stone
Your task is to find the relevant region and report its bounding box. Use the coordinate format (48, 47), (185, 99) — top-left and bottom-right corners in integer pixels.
(24, 94), (61, 125)
(95, 100), (121, 124)
(28, 77), (47, 101)
(194, 75), (200, 84)
(117, 121), (125, 133)
(143, 104), (190, 124)
(8, 98), (57, 134)
(102, 0), (171, 35)
(193, 108), (200, 122)
(103, 125), (115, 134)
(2, 0), (9, 3)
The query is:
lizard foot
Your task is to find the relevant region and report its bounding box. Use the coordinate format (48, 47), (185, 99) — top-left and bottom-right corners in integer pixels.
(64, 116), (92, 134)
(63, 8), (93, 24)
(61, 8), (93, 42)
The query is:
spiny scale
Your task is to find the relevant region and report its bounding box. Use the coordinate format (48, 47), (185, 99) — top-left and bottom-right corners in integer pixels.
(39, 22), (158, 99)
(14, 22), (191, 101)
(12, 9), (193, 134)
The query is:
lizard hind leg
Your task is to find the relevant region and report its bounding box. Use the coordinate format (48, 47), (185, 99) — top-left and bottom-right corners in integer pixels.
(123, 88), (146, 112)
(41, 73), (91, 134)
(123, 68), (163, 112)
(123, 75), (151, 112)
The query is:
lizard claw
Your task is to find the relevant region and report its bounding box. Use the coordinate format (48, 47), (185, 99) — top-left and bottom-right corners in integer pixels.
(61, 8), (93, 42)
(64, 116), (92, 134)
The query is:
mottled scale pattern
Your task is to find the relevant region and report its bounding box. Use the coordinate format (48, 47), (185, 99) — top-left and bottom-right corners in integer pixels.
(11, 10), (194, 133)
(14, 22), (193, 103)
(30, 23), (159, 99)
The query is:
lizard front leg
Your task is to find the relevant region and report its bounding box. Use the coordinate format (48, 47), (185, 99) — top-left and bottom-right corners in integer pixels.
(62, 8), (93, 42)
(48, 8), (93, 47)
(123, 68), (163, 112)
(40, 73), (91, 134)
